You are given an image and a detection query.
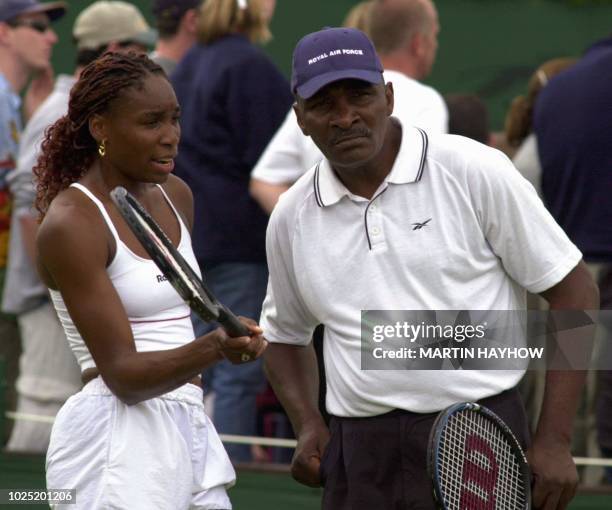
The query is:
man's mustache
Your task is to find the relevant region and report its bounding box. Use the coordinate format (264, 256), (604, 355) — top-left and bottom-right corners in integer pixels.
(330, 127), (371, 145)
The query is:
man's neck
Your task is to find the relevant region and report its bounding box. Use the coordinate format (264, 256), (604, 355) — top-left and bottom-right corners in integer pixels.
(154, 34), (195, 63)
(380, 52), (422, 81)
(0, 51), (30, 94)
(332, 118), (402, 200)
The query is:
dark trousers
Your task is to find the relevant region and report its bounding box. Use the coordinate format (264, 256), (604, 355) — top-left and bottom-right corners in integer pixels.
(320, 388), (530, 510)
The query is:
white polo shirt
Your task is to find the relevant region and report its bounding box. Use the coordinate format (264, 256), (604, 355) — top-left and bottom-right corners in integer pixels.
(251, 70), (448, 185)
(260, 122), (582, 417)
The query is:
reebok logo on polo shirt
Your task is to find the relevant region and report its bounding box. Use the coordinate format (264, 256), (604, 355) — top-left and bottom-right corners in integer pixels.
(412, 218), (432, 230)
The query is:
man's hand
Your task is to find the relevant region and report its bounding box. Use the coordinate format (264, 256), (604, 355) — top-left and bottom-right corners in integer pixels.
(527, 435), (578, 510)
(291, 420), (330, 487)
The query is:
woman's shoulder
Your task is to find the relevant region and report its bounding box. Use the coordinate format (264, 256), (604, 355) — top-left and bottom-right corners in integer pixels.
(37, 185), (113, 287)
(160, 174), (194, 231)
(38, 185), (109, 249)
(161, 174), (193, 209)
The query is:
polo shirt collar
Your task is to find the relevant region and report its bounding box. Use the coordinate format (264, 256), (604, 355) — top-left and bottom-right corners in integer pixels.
(313, 122), (429, 207)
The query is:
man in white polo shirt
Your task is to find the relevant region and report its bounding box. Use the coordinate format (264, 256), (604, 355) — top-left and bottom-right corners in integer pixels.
(261, 27), (599, 509)
(249, 0), (447, 214)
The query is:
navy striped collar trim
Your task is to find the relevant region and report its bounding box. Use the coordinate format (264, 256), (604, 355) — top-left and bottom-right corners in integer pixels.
(313, 162), (324, 208)
(313, 125), (429, 208)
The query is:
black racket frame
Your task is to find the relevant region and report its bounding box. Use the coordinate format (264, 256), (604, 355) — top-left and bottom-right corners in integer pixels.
(110, 186), (249, 338)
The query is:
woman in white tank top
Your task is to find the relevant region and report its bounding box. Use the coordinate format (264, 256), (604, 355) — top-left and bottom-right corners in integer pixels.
(33, 52), (267, 510)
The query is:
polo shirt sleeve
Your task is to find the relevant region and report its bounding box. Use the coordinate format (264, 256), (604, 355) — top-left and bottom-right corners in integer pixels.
(259, 198), (319, 346)
(466, 145), (582, 294)
(224, 52), (294, 172)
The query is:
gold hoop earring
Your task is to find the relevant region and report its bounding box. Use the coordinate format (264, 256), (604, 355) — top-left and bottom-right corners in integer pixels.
(98, 139), (106, 157)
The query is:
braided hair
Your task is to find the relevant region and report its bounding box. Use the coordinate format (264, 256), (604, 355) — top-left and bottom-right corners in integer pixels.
(34, 52), (165, 217)
(504, 57), (576, 148)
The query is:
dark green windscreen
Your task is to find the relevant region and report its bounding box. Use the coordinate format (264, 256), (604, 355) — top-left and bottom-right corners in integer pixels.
(49, 1), (612, 129)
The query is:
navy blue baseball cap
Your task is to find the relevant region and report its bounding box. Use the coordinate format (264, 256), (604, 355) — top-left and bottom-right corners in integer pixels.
(0, 0), (67, 22)
(291, 27), (384, 99)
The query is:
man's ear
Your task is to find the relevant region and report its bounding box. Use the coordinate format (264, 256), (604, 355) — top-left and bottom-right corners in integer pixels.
(293, 101), (309, 137)
(183, 8), (199, 34)
(88, 113), (106, 145)
(410, 32), (425, 59)
(384, 82), (394, 117)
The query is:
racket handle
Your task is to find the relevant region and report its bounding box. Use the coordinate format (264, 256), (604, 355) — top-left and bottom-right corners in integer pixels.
(217, 307), (251, 337)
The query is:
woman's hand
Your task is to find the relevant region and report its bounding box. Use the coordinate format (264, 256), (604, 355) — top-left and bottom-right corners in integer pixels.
(209, 317), (268, 364)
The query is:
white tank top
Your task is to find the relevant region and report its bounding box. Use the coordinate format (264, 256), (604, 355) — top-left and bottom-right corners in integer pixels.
(49, 183), (201, 371)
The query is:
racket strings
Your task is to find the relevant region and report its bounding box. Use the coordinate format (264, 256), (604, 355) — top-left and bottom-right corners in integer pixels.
(437, 410), (527, 510)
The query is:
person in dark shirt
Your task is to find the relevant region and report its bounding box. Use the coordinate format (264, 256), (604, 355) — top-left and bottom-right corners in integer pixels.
(535, 34), (612, 484)
(171, 0), (292, 462)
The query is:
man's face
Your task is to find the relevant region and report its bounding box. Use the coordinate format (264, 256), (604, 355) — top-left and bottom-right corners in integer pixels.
(5, 13), (57, 71)
(294, 79), (394, 170)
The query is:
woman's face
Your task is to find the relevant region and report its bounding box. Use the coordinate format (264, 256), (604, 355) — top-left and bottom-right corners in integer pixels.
(96, 73), (181, 185)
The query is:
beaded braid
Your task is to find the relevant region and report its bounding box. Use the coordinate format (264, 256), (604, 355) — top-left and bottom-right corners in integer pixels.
(34, 51), (165, 218)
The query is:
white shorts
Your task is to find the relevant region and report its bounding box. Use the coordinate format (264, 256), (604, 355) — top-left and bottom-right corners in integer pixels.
(46, 377), (235, 509)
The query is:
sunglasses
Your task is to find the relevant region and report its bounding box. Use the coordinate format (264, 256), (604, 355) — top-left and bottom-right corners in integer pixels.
(7, 19), (52, 33)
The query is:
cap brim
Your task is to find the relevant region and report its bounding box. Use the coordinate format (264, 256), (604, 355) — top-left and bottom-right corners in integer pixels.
(25, 2), (67, 22)
(132, 28), (158, 49)
(295, 69), (383, 99)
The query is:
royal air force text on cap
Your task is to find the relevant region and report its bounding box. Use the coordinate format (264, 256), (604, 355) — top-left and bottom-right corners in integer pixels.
(307, 48), (365, 65)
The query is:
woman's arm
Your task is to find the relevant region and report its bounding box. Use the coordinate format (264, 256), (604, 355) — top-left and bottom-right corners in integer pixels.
(37, 192), (265, 405)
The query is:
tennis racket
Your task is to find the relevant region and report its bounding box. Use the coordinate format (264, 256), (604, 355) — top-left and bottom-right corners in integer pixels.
(110, 186), (250, 340)
(428, 402), (531, 510)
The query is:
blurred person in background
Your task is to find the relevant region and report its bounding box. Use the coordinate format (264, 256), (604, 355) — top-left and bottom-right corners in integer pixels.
(502, 58), (577, 440)
(504, 57), (575, 196)
(150, 0), (203, 76)
(2, 0), (156, 453)
(535, 35), (612, 484)
(341, 0), (374, 34)
(171, 0), (292, 463)
(445, 93), (492, 146)
(250, 0), (448, 215)
(0, 0), (65, 445)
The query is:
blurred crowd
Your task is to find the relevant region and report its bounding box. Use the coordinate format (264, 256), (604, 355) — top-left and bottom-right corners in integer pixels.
(0, 0), (610, 483)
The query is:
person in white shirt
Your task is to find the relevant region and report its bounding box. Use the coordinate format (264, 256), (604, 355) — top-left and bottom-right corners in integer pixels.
(261, 27), (599, 510)
(249, 0), (447, 214)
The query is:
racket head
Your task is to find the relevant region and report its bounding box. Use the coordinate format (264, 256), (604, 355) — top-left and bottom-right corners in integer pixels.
(428, 402), (531, 510)
(110, 186), (221, 323)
